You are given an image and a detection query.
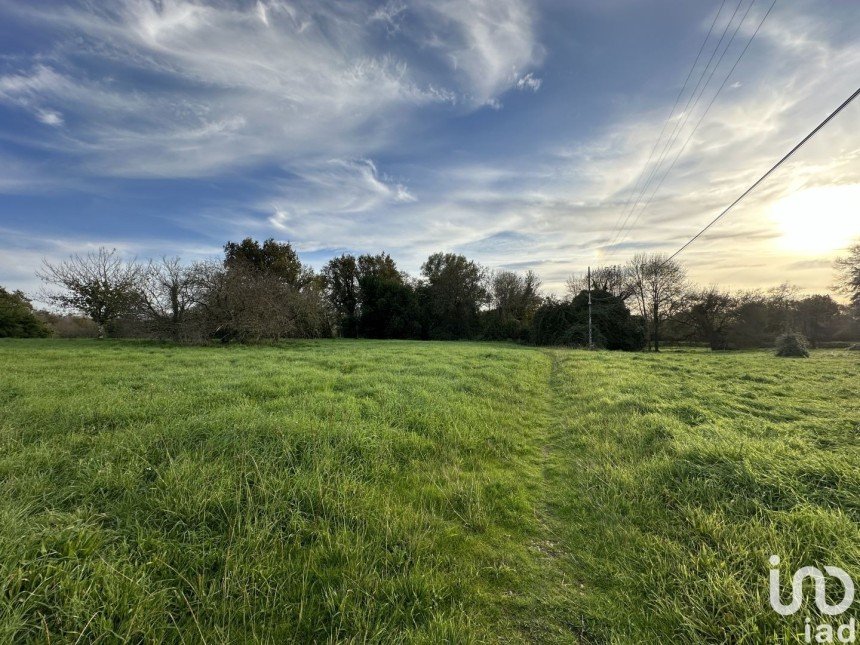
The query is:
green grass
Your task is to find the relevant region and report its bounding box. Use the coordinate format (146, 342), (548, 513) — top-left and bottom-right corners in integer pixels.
(0, 340), (857, 642)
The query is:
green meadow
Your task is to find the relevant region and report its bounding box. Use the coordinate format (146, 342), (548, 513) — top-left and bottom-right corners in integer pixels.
(0, 339), (857, 643)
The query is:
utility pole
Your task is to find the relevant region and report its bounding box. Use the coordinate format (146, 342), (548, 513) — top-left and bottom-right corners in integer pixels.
(587, 265), (593, 350)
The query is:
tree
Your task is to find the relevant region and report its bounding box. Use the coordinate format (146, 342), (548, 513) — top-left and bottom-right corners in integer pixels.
(625, 253), (686, 351)
(795, 294), (840, 348)
(0, 287), (50, 338)
(491, 270), (542, 321)
(675, 287), (737, 350)
(531, 290), (645, 350)
(194, 261), (329, 342)
(322, 254), (359, 337)
(765, 283), (799, 334)
(355, 253), (419, 338)
(224, 237), (305, 286)
(139, 257), (201, 341)
(834, 241), (860, 310)
(482, 269), (542, 339)
(421, 253), (489, 340)
(726, 291), (772, 348)
(38, 248), (143, 338)
(566, 265), (628, 300)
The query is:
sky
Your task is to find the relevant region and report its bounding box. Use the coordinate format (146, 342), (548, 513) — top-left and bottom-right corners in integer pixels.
(0, 0), (858, 301)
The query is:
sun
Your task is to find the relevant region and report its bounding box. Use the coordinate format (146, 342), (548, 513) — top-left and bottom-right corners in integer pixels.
(771, 184), (860, 254)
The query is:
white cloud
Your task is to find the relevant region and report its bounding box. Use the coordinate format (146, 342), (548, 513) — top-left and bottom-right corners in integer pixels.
(369, 0), (407, 33)
(267, 158), (416, 245)
(515, 72), (542, 92)
(1, 0), (857, 300)
(0, 0), (541, 178)
(36, 108), (63, 126)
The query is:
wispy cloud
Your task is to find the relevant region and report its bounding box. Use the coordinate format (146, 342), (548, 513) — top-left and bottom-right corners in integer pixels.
(515, 72), (542, 92)
(0, 0), (541, 178)
(0, 0), (856, 299)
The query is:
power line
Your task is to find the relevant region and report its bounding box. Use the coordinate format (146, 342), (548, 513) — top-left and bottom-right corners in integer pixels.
(608, 0), (746, 250)
(614, 0), (773, 249)
(664, 85), (860, 264)
(605, 0), (728, 247)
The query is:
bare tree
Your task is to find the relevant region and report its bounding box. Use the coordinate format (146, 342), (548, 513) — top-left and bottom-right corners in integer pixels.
(192, 261), (330, 342)
(625, 253), (686, 351)
(38, 248), (143, 338)
(139, 257), (201, 341)
(566, 264), (628, 300)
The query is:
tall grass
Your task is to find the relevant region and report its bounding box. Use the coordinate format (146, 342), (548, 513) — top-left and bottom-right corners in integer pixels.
(0, 340), (857, 642)
(538, 349), (860, 642)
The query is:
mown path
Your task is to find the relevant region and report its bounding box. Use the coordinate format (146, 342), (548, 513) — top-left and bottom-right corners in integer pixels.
(520, 348), (860, 643)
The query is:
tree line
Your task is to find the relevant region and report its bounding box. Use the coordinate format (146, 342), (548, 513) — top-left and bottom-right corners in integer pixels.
(2, 238), (859, 350)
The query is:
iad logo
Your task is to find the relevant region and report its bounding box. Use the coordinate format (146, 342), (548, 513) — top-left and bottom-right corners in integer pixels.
(770, 555), (855, 616)
(769, 555), (856, 643)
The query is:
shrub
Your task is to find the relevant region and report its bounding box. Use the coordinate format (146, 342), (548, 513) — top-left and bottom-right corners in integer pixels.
(775, 331), (809, 357)
(0, 287), (50, 338)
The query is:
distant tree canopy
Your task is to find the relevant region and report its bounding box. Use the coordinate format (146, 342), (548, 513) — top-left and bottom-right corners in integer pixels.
(0, 287), (50, 338)
(224, 237), (304, 285)
(421, 253), (489, 340)
(481, 270), (542, 341)
(674, 287), (737, 350)
(531, 289), (645, 351)
(24, 237), (858, 347)
(356, 253), (420, 339)
(322, 254), (359, 338)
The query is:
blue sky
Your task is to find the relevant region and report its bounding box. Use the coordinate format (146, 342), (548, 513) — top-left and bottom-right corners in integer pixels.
(0, 0), (858, 299)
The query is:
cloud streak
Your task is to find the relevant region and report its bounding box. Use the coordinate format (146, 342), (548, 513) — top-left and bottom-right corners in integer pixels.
(0, 0), (541, 177)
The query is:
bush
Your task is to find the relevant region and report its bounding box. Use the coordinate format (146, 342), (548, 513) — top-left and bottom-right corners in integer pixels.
(775, 331), (809, 357)
(37, 312), (99, 338)
(0, 287), (50, 338)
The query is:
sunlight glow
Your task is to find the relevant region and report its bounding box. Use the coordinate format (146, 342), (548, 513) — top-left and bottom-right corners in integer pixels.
(771, 183), (860, 254)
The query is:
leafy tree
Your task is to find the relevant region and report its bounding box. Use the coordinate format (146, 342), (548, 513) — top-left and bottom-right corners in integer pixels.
(0, 287), (50, 338)
(675, 287), (737, 350)
(491, 270), (542, 322)
(357, 252), (402, 283)
(834, 241), (860, 310)
(224, 237), (304, 285)
(531, 290), (645, 350)
(38, 248), (143, 338)
(795, 294), (840, 348)
(482, 270), (542, 340)
(421, 253), (489, 340)
(358, 277), (421, 339)
(355, 253), (420, 338)
(725, 291), (772, 348)
(322, 254), (359, 337)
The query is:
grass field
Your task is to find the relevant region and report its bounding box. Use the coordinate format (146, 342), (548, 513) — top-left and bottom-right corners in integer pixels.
(0, 340), (857, 643)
